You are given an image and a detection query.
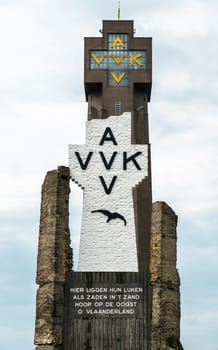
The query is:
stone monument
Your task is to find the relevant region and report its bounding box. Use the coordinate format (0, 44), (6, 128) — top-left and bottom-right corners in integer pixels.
(34, 19), (183, 350)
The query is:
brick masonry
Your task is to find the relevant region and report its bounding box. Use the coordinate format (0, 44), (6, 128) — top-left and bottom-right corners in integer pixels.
(69, 113), (148, 271)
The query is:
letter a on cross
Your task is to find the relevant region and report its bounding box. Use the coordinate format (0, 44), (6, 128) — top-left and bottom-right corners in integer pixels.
(69, 113), (148, 272)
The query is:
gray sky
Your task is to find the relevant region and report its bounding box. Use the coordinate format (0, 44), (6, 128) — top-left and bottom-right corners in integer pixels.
(0, 1), (218, 349)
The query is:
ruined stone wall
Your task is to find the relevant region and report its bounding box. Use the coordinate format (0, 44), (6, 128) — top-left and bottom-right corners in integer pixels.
(150, 201), (183, 350)
(34, 166), (72, 350)
(34, 169), (183, 350)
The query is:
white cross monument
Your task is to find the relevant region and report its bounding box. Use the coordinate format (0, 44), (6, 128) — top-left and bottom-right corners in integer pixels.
(69, 112), (148, 271)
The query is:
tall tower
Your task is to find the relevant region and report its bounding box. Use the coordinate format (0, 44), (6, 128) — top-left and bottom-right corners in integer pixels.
(67, 19), (152, 348)
(84, 20), (152, 272)
(34, 18), (183, 350)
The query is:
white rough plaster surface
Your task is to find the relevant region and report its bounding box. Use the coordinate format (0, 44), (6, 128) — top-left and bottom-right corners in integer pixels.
(69, 112), (148, 271)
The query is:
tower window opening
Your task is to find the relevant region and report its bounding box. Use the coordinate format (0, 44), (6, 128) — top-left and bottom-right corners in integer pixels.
(115, 101), (122, 116)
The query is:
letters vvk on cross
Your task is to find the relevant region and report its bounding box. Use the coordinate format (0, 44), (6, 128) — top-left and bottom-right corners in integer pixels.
(90, 35), (146, 85)
(74, 126), (143, 194)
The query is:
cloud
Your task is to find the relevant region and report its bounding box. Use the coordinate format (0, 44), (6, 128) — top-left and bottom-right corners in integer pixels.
(0, 243), (36, 349)
(0, 101), (86, 211)
(181, 308), (218, 350)
(0, 1), (218, 350)
(151, 100), (218, 220)
(0, 2), (88, 103)
(137, 1), (215, 38)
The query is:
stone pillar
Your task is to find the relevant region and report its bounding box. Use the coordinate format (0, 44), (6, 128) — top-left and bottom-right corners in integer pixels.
(34, 166), (72, 350)
(150, 201), (183, 350)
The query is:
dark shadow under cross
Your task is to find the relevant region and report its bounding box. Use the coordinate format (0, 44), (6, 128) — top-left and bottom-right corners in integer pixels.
(91, 209), (127, 226)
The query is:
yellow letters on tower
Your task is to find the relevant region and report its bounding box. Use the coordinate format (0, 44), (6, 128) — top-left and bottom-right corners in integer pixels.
(111, 72), (125, 84)
(91, 53), (106, 65)
(111, 36), (125, 48)
(130, 54), (143, 66)
(111, 54), (126, 65)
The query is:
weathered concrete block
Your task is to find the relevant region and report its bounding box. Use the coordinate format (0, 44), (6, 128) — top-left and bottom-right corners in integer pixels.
(34, 283), (64, 345)
(35, 346), (62, 350)
(150, 201), (183, 350)
(34, 166), (73, 349)
(36, 166), (72, 285)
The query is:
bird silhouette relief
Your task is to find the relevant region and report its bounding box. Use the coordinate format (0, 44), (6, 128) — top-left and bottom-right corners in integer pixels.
(91, 209), (127, 226)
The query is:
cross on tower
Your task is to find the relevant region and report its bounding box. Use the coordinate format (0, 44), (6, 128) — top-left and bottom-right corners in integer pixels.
(90, 34), (146, 86)
(84, 20), (152, 118)
(83, 20), (152, 272)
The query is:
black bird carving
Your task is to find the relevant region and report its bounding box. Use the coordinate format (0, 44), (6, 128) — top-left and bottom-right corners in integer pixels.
(91, 209), (127, 226)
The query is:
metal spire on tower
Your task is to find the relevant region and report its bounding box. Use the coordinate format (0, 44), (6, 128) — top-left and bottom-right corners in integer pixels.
(118, 1), (121, 20)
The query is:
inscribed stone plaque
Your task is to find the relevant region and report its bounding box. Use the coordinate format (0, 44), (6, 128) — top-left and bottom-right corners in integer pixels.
(64, 272), (149, 350)
(68, 281), (144, 318)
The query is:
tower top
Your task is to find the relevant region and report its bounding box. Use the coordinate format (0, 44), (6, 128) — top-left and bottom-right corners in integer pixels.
(84, 20), (152, 118)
